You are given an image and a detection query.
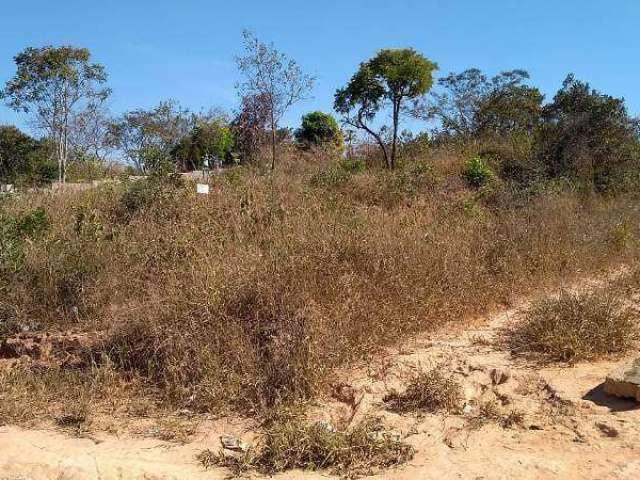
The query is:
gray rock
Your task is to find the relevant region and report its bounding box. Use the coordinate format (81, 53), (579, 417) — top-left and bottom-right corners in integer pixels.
(220, 435), (250, 452)
(604, 358), (640, 402)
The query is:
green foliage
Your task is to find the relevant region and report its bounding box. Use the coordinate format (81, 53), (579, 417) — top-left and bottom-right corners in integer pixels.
(0, 46), (109, 113)
(463, 156), (494, 187)
(295, 111), (343, 150)
(369, 49), (437, 100)
(429, 69), (543, 140)
(475, 133), (545, 186)
(537, 75), (640, 191)
(0, 126), (36, 182)
(0, 125), (56, 186)
(335, 48), (437, 168)
(172, 117), (235, 170)
(29, 158), (58, 185)
(109, 100), (192, 173)
(1, 46), (110, 183)
(339, 156), (366, 173)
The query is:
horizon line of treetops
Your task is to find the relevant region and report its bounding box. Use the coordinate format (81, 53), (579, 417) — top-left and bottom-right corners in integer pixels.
(1, 30), (638, 192)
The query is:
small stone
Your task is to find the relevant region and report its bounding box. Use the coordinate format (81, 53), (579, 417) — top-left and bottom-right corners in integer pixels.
(489, 368), (510, 385)
(220, 435), (249, 452)
(604, 358), (640, 402)
(315, 420), (336, 433)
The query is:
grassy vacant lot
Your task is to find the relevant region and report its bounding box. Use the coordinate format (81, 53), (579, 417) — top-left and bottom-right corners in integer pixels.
(2, 149), (640, 421)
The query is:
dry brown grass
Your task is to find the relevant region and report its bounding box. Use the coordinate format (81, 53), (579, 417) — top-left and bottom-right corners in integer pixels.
(509, 289), (638, 362)
(197, 415), (413, 476)
(2, 148), (640, 416)
(467, 400), (525, 430)
(384, 369), (463, 414)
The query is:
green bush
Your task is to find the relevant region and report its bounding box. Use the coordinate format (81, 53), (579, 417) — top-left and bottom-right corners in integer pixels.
(537, 75), (640, 192)
(295, 111), (343, 150)
(463, 156), (493, 187)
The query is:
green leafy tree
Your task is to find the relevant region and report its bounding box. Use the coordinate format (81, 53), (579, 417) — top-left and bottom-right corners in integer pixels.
(0, 125), (56, 185)
(295, 111), (343, 150)
(108, 100), (193, 173)
(172, 116), (235, 170)
(0, 46), (110, 184)
(538, 75), (640, 190)
(335, 48), (437, 169)
(236, 31), (315, 169)
(0, 126), (37, 182)
(423, 69), (543, 140)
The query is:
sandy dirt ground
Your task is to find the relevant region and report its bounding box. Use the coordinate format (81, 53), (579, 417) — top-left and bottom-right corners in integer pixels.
(1, 284), (639, 480)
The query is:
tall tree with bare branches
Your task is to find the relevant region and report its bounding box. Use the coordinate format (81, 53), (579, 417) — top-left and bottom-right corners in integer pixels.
(236, 31), (315, 169)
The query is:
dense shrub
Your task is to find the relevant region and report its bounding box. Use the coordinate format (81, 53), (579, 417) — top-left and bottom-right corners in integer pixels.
(537, 75), (640, 191)
(295, 111), (343, 150)
(0, 125), (57, 186)
(463, 155), (493, 187)
(172, 118), (235, 170)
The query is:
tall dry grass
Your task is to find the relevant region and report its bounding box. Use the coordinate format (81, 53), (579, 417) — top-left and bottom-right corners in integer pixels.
(3, 150), (640, 414)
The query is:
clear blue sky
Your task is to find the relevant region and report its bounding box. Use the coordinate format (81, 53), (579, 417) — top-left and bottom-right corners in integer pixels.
(1, 0), (639, 133)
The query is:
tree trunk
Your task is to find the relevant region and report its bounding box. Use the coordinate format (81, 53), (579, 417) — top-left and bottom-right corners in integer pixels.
(57, 132), (64, 185)
(360, 123), (390, 169)
(270, 107), (276, 170)
(271, 124), (276, 170)
(390, 98), (400, 170)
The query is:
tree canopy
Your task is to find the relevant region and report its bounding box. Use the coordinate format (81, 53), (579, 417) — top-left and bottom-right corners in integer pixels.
(0, 46), (110, 183)
(538, 74), (640, 190)
(0, 125), (56, 185)
(108, 100), (193, 173)
(172, 116), (235, 171)
(424, 69), (543, 140)
(295, 111), (343, 150)
(335, 48), (437, 168)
